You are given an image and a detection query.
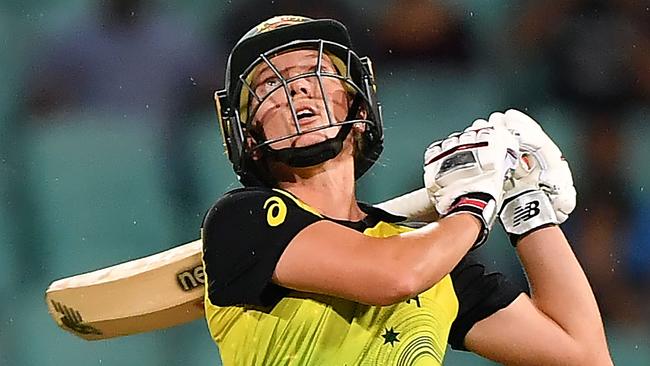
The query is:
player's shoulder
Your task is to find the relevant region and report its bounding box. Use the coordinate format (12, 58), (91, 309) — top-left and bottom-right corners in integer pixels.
(202, 186), (319, 228)
(220, 186), (276, 202)
(203, 187), (272, 221)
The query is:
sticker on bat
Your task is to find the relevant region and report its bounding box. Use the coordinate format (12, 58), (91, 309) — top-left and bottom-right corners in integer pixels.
(177, 264), (205, 291)
(50, 300), (102, 336)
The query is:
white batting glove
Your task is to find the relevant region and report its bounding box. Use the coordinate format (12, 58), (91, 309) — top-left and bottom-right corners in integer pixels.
(424, 124), (519, 248)
(491, 109), (577, 244)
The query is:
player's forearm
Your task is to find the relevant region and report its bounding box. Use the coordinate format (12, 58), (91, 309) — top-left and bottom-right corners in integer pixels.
(516, 226), (612, 364)
(272, 213), (480, 307)
(391, 213), (480, 297)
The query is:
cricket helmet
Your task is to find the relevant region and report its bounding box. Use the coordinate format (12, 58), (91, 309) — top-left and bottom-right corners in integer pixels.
(214, 15), (384, 186)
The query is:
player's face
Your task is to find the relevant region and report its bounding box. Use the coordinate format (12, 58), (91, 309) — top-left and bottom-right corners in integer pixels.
(248, 49), (350, 150)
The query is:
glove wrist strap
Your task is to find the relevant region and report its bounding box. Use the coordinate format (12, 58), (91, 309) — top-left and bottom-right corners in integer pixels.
(500, 190), (557, 246)
(446, 192), (497, 250)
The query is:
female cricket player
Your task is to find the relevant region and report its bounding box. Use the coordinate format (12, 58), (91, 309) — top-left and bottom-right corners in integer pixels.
(201, 15), (613, 365)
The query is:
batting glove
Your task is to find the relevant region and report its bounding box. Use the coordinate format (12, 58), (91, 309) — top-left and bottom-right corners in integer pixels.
(492, 109), (577, 245)
(424, 124), (519, 249)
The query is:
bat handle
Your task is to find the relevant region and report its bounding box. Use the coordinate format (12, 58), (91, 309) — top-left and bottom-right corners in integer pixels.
(375, 188), (437, 221)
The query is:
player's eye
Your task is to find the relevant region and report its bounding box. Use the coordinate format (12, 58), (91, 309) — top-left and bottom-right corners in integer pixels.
(265, 77), (279, 87)
(256, 76), (281, 97)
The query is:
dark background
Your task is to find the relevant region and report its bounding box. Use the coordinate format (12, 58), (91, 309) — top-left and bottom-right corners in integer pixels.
(1, 0), (648, 364)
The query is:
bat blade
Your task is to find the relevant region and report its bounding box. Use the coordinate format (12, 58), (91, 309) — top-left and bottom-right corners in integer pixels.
(45, 239), (205, 340)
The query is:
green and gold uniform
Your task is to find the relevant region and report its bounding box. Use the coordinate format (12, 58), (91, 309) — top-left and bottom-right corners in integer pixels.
(202, 187), (522, 365)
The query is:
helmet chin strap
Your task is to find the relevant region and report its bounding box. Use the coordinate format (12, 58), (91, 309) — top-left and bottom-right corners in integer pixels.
(263, 123), (352, 168)
(260, 94), (362, 168)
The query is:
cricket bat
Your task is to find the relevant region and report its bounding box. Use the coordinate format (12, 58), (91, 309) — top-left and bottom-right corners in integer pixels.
(45, 188), (433, 340)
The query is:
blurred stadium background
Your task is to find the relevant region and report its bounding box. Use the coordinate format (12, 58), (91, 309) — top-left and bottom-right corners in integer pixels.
(1, 0), (648, 365)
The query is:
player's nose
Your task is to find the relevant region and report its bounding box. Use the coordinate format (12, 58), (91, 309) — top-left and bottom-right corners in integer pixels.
(288, 77), (314, 98)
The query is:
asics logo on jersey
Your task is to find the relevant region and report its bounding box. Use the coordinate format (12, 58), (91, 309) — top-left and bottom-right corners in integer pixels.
(264, 196), (287, 227)
(513, 200), (541, 227)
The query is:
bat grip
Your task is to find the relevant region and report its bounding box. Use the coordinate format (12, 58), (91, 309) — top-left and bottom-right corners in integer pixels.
(374, 188), (437, 221)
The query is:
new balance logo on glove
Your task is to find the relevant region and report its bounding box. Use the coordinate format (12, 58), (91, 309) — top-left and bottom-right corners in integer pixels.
(513, 200), (541, 227)
(500, 190), (558, 239)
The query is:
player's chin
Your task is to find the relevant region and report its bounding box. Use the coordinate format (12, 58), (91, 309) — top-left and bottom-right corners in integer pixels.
(266, 134), (325, 150)
(290, 134), (328, 148)
(291, 128), (340, 148)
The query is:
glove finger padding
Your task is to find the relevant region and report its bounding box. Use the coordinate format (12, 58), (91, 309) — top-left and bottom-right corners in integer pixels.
(493, 109), (578, 246)
(465, 118), (492, 131)
(424, 124), (519, 248)
(502, 109), (576, 224)
(424, 126), (518, 212)
(547, 184), (576, 223)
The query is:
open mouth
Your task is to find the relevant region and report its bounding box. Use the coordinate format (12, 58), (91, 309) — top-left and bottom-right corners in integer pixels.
(296, 108), (316, 120)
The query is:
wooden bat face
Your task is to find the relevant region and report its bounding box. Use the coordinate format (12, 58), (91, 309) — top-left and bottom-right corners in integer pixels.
(45, 239), (205, 340)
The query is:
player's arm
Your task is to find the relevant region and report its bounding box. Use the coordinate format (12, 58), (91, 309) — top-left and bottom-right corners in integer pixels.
(273, 213), (480, 306)
(461, 110), (612, 365)
(464, 227), (612, 365)
(274, 125), (519, 306)
(203, 188), (484, 308)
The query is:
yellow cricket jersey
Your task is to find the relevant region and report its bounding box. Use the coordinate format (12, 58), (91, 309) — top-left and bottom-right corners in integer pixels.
(202, 187), (521, 366)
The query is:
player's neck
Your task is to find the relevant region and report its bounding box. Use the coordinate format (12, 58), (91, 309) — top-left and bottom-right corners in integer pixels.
(275, 148), (365, 221)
